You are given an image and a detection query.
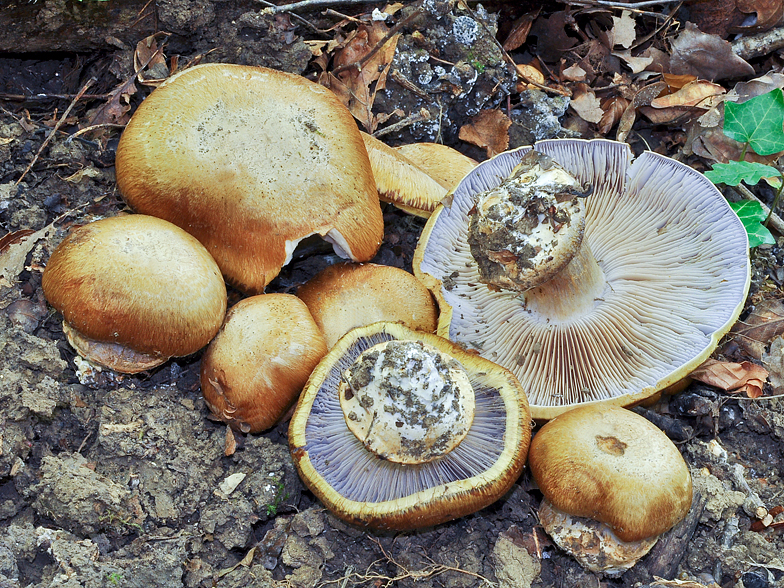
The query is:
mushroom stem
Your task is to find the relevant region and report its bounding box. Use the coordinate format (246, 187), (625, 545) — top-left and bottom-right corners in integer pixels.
(522, 240), (606, 322)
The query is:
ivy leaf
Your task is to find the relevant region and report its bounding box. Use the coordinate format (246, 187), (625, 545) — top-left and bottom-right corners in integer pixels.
(729, 200), (776, 248)
(705, 160), (780, 186)
(724, 89), (784, 156)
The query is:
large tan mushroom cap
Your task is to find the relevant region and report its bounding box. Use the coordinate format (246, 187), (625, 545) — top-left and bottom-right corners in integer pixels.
(361, 132), (451, 217)
(529, 405), (693, 543)
(289, 322), (531, 531)
(394, 142), (477, 189)
(116, 63), (384, 294)
(42, 214), (227, 373)
(414, 138), (751, 419)
(296, 262), (437, 348)
(201, 294), (328, 434)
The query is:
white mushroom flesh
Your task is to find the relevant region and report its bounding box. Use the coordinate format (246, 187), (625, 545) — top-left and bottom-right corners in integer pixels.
(339, 340), (475, 464)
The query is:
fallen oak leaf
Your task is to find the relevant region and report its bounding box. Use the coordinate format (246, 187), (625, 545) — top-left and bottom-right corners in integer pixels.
(727, 298), (784, 359)
(690, 358), (768, 398)
(459, 109), (511, 157)
(570, 85), (603, 124)
(616, 81), (667, 142)
(650, 80), (726, 108)
(598, 96), (628, 135)
(669, 22), (754, 81)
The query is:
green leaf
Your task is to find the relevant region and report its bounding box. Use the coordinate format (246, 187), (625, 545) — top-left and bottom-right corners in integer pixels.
(729, 200), (776, 248)
(724, 89), (784, 156)
(705, 160), (780, 186)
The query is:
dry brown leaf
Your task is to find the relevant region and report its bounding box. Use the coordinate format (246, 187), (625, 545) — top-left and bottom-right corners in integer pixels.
(225, 426), (237, 457)
(570, 85), (603, 124)
(0, 225), (56, 288)
(329, 22), (400, 132)
(669, 22), (754, 81)
(652, 577), (721, 588)
(663, 73), (699, 90)
(459, 109), (511, 158)
(728, 299), (784, 359)
(612, 49), (653, 74)
(690, 358), (768, 398)
(762, 335), (784, 392)
(616, 81), (667, 142)
(734, 0), (784, 33)
(134, 33), (170, 86)
(529, 11), (578, 63)
(562, 64), (587, 82)
(638, 105), (694, 124)
(610, 10), (636, 49)
(650, 80), (725, 108)
(515, 63), (545, 92)
(598, 96), (628, 135)
(503, 8), (540, 51)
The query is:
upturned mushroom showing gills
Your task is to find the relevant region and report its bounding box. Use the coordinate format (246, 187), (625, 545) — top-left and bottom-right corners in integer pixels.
(528, 405), (693, 575)
(115, 63), (384, 294)
(414, 138), (751, 420)
(201, 294), (328, 434)
(42, 215), (227, 374)
(289, 322), (531, 530)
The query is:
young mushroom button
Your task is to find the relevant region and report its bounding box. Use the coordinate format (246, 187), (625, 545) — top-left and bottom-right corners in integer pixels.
(289, 322), (531, 531)
(41, 215), (227, 374)
(414, 138), (751, 419)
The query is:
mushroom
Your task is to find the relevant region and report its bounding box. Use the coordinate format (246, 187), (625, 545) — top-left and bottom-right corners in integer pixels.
(360, 132), (452, 217)
(528, 404), (693, 575)
(116, 63), (384, 294)
(200, 293), (328, 434)
(289, 321), (531, 530)
(394, 142), (477, 191)
(296, 262), (437, 348)
(42, 214), (227, 373)
(414, 138), (751, 419)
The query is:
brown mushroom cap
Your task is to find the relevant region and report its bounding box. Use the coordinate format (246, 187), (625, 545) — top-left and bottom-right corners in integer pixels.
(116, 63), (384, 294)
(528, 405), (693, 543)
(201, 293), (328, 434)
(42, 214), (227, 373)
(289, 321), (531, 531)
(360, 132), (450, 217)
(394, 142), (477, 189)
(296, 262), (437, 348)
(414, 138), (751, 419)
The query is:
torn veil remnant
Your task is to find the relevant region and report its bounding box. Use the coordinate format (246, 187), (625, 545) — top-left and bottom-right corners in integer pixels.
(414, 138), (751, 419)
(289, 322), (531, 530)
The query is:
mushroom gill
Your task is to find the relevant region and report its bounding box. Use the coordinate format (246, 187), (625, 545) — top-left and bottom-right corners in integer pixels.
(414, 138), (751, 419)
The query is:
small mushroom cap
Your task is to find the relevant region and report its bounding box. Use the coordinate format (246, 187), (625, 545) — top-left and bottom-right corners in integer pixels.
(360, 132), (450, 217)
(42, 214), (227, 372)
(528, 405), (693, 543)
(289, 322), (531, 531)
(414, 138), (751, 419)
(296, 262), (437, 348)
(394, 142), (477, 189)
(200, 294), (328, 434)
(116, 63), (384, 294)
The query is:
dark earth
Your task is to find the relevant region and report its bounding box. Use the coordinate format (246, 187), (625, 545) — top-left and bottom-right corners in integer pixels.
(1, 1), (784, 588)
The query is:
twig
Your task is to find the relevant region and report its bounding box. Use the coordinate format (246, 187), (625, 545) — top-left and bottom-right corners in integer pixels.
(732, 184), (784, 235)
(258, 0), (387, 14)
(0, 92), (108, 102)
(559, 0), (682, 7)
(630, 1), (682, 50)
(732, 26), (784, 61)
(16, 77), (95, 186)
(330, 5), (423, 77)
(372, 108), (430, 138)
